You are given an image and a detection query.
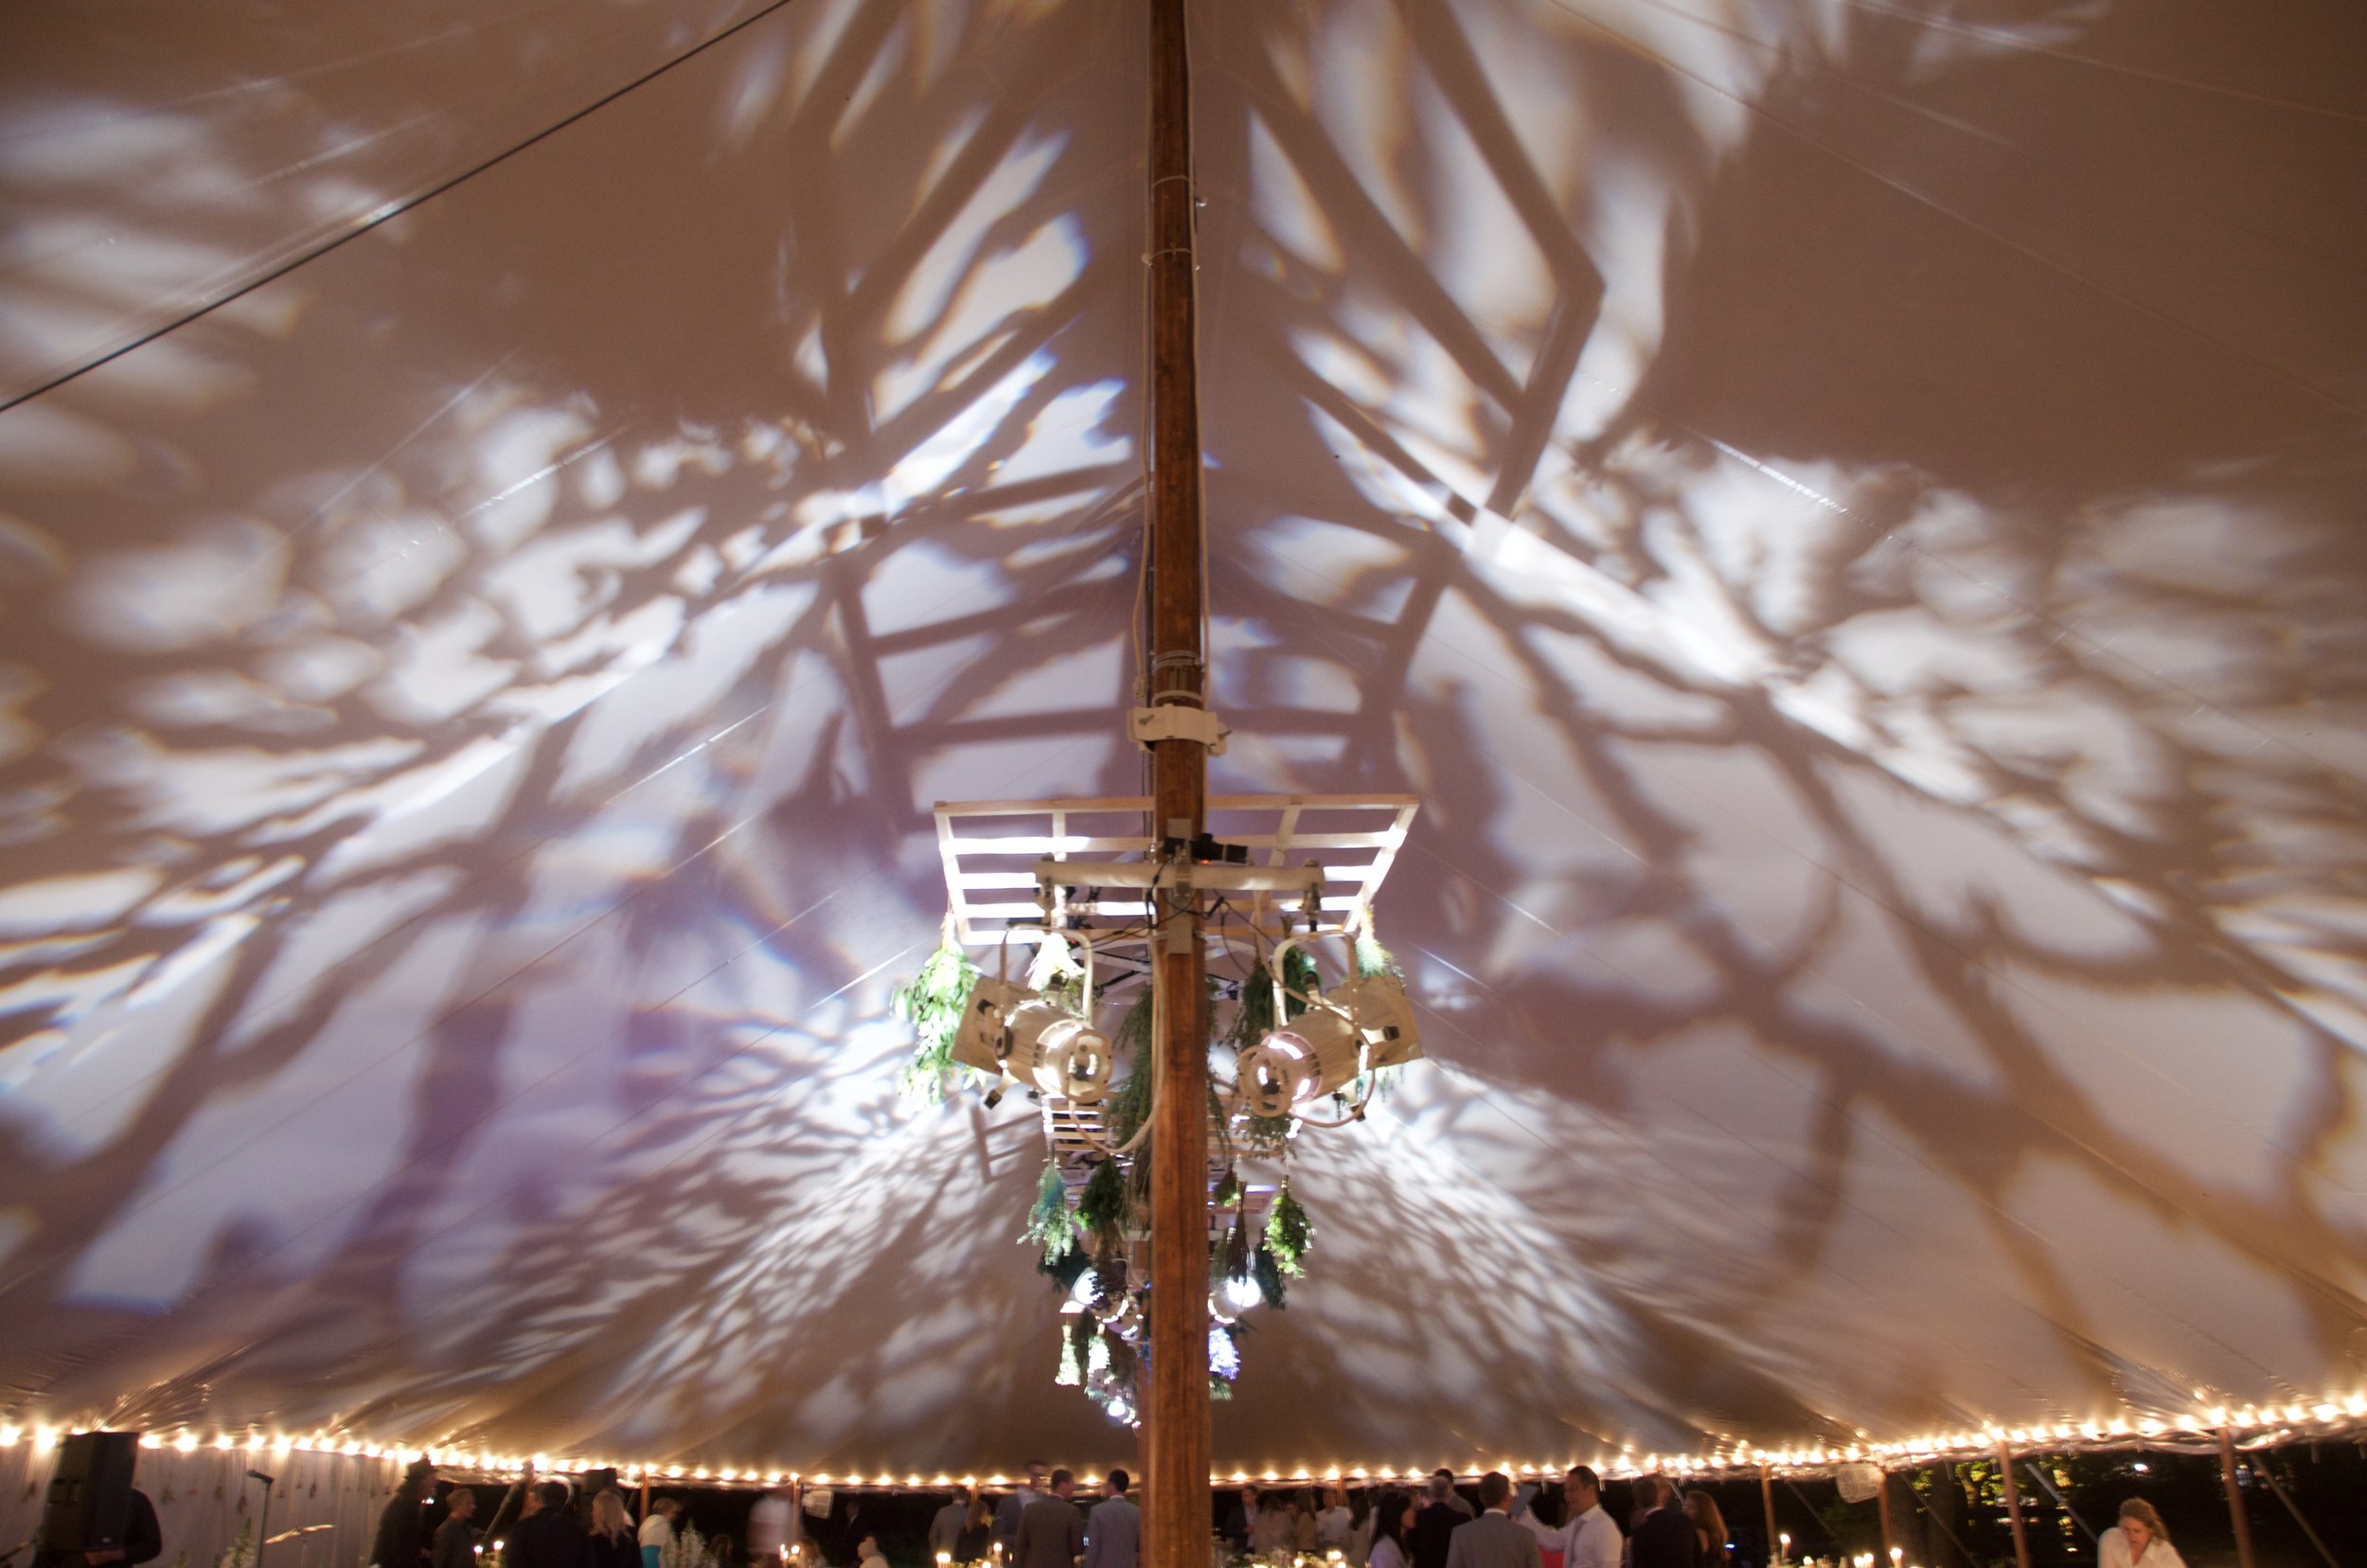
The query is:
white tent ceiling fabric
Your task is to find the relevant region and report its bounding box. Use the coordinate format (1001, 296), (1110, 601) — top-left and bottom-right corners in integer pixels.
(0, 0), (2362, 1476)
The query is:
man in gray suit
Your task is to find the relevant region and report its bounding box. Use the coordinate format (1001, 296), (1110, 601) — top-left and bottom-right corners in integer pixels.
(1082, 1471), (1138, 1568)
(1014, 1469), (1085, 1568)
(1443, 1474), (1541, 1568)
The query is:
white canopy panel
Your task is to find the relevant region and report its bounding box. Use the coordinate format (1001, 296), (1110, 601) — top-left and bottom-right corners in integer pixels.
(1, 0), (2362, 1477)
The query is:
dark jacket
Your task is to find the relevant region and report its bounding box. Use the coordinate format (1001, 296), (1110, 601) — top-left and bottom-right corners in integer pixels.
(507, 1507), (589, 1568)
(373, 1493), (431, 1568)
(1012, 1496), (1083, 1568)
(586, 1527), (639, 1568)
(432, 1518), (479, 1568)
(1629, 1509), (1698, 1568)
(1411, 1503), (1465, 1568)
(123, 1491), (163, 1568)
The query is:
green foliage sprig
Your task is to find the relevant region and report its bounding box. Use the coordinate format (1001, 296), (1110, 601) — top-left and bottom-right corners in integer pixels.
(1253, 1242), (1289, 1309)
(1265, 1181), (1312, 1276)
(1077, 1155), (1131, 1238)
(1023, 1160), (1083, 1264)
(891, 926), (983, 1102)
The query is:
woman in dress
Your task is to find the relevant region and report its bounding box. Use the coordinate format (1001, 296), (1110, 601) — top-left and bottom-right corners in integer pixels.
(1364, 1493), (1416, 1568)
(1682, 1491), (1727, 1567)
(955, 1493), (995, 1563)
(1293, 1490), (1322, 1554)
(2099, 1501), (2185, 1568)
(587, 1490), (642, 1568)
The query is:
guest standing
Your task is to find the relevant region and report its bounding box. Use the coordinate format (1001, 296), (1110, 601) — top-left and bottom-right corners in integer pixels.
(2098, 1501), (2185, 1568)
(1222, 1488), (1258, 1555)
(1315, 1488), (1354, 1551)
(1082, 1471), (1138, 1568)
(1014, 1470), (1084, 1568)
(588, 1491), (640, 1568)
(1442, 1475), (1540, 1568)
(1555, 1470), (1618, 1568)
(509, 1482), (589, 1568)
(1250, 1494), (1295, 1555)
(931, 1489), (974, 1561)
(1365, 1494), (1416, 1568)
(955, 1495), (995, 1563)
(1411, 1476), (1467, 1568)
(1625, 1481), (1693, 1568)
(997, 1464), (1051, 1558)
(1680, 1494), (1725, 1568)
(433, 1490), (480, 1568)
(640, 1499), (683, 1568)
(372, 1462), (439, 1568)
(751, 1491), (794, 1564)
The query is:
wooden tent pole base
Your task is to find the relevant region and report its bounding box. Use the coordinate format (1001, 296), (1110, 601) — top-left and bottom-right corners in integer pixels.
(1994, 1445), (2031, 1568)
(2217, 1428), (2259, 1568)
(1875, 1470), (1895, 1567)
(1759, 1464), (1779, 1564)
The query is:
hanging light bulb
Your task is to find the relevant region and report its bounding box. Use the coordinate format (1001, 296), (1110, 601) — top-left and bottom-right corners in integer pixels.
(1223, 1274), (1263, 1312)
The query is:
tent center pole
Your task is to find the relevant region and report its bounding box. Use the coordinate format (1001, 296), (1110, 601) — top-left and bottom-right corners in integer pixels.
(1874, 1470), (1895, 1567)
(1142, 0), (1210, 1565)
(2216, 1428), (2258, 1568)
(1758, 1464), (1778, 1564)
(1994, 1444), (2031, 1568)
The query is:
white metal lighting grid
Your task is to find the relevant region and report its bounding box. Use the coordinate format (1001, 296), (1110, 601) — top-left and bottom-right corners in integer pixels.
(932, 793), (1420, 952)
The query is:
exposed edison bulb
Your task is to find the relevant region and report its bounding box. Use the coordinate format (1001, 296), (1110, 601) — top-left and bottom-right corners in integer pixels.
(1223, 1274), (1263, 1311)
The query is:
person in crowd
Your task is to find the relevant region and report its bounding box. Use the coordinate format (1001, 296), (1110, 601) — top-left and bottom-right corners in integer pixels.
(1557, 1468), (1618, 1568)
(640, 1499), (683, 1568)
(586, 1491), (639, 1568)
(1316, 1488), (1354, 1550)
(1506, 1486), (1556, 1551)
(855, 1538), (889, 1568)
(1679, 1493), (1725, 1568)
(996, 1465), (1050, 1557)
(1443, 1474), (1540, 1568)
(931, 1488), (974, 1561)
(1365, 1493), (1417, 1568)
(2098, 1501), (2183, 1568)
(1625, 1481), (1693, 1568)
(374, 1461), (440, 1568)
(1083, 1470), (1137, 1568)
(510, 1481), (589, 1568)
(1250, 1492), (1295, 1554)
(1014, 1470), (1084, 1568)
(80, 1484), (163, 1568)
(1222, 1487), (1258, 1555)
(713, 1538), (739, 1568)
(1410, 1475), (1467, 1568)
(955, 1492), (995, 1563)
(432, 1490), (480, 1568)
(1293, 1490), (1322, 1554)
(751, 1489), (794, 1563)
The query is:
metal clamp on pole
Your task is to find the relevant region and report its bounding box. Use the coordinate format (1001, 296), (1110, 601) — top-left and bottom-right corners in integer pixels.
(1129, 704), (1229, 754)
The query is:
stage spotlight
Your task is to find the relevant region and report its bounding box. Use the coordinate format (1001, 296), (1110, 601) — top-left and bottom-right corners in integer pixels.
(952, 978), (1115, 1102)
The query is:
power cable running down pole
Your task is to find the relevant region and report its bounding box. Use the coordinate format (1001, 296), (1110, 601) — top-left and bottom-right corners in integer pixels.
(0, 0), (805, 417)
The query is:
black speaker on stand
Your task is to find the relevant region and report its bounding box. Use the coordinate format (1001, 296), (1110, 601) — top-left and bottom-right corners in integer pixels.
(40, 1433), (141, 1558)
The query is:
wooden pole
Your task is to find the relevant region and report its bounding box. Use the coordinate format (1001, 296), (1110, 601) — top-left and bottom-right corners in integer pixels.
(1994, 1446), (2030, 1568)
(1874, 1471), (1895, 1568)
(1143, 0), (1210, 1566)
(1758, 1465), (1779, 1565)
(640, 1473), (651, 1524)
(2216, 1428), (2259, 1568)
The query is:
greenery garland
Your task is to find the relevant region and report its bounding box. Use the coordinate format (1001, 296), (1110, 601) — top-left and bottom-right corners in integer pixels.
(1264, 1181), (1312, 1276)
(1077, 1155), (1131, 1239)
(890, 923), (983, 1102)
(1023, 1160), (1083, 1264)
(1253, 1242), (1289, 1309)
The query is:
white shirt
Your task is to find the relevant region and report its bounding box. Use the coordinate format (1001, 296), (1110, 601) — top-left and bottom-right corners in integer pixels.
(2099, 1528), (2186, 1568)
(1368, 1538), (1409, 1568)
(1559, 1506), (1619, 1568)
(1316, 1508), (1354, 1547)
(640, 1518), (674, 1548)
